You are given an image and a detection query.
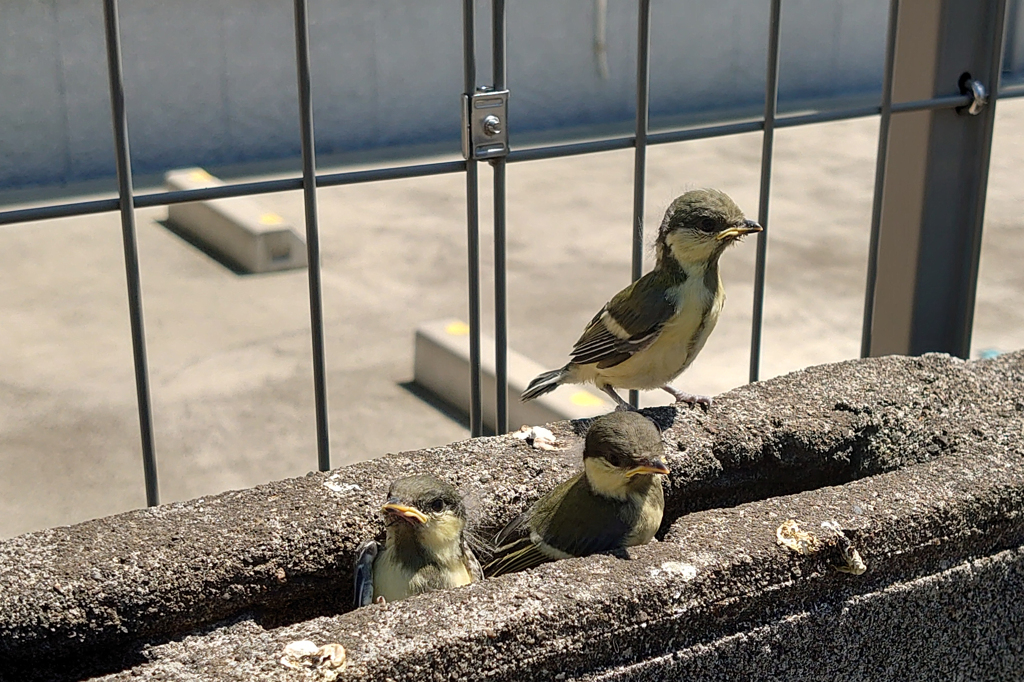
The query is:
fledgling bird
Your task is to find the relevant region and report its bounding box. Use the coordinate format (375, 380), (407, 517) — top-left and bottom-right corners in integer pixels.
(354, 474), (482, 607)
(522, 189), (762, 409)
(484, 411), (668, 577)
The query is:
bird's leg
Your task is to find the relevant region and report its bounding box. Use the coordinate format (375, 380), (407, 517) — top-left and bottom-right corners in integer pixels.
(601, 385), (637, 412)
(662, 385), (712, 408)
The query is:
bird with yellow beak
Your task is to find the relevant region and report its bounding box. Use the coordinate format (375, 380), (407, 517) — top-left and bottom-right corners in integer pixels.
(522, 189), (761, 409)
(485, 411), (669, 577)
(354, 474), (482, 606)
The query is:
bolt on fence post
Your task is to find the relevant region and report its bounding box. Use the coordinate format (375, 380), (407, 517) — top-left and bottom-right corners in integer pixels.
(102, 0), (159, 506)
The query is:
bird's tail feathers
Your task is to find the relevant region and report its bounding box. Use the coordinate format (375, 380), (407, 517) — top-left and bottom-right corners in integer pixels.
(521, 366), (569, 402)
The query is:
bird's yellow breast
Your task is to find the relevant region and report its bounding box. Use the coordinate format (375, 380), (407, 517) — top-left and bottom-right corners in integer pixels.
(624, 486), (664, 547)
(372, 515), (474, 603)
(372, 546), (474, 602)
(580, 268), (723, 390)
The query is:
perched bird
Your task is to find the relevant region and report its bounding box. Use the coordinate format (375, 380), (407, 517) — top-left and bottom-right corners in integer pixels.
(354, 474), (482, 607)
(522, 189), (761, 409)
(484, 411), (668, 577)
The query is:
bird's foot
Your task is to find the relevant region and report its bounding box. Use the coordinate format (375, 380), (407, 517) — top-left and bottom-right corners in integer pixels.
(601, 385), (638, 412)
(662, 386), (712, 408)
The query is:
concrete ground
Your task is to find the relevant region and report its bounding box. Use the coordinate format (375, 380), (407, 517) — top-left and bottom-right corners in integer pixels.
(1, 101), (1022, 539)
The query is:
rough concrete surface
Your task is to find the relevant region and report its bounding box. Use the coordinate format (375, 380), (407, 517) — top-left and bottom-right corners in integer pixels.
(0, 352), (1021, 680)
(1, 100), (1023, 539)
(583, 547), (1024, 681)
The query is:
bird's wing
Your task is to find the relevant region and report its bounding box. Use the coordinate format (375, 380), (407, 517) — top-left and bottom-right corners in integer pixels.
(484, 478), (579, 578)
(484, 475), (633, 578)
(570, 272), (677, 369)
(493, 509), (531, 547)
(353, 540), (378, 608)
(483, 536), (551, 577)
(533, 476), (632, 557)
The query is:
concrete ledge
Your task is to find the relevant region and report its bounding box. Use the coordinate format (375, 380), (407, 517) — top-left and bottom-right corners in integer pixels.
(164, 168), (307, 274)
(1, 352), (1021, 680)
(100, 439), (1024, 681)
(413, 319), (614, 430)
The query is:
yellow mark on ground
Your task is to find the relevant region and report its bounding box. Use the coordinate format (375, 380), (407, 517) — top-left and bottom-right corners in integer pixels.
(570, 391), (606, 407)
(445, 321), (470, 336)
(259, 213), (284, 225)
(188, 169), (214, 183)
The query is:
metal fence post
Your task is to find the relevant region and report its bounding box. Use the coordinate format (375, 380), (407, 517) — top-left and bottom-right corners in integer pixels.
(292, 0), (331, 471)
(463, 0), (484, 437)
(748, 0), (783, 383)
(492, 0), (509, 435)
(865, 0), (1009, 358)
(629, 0), (651, 409)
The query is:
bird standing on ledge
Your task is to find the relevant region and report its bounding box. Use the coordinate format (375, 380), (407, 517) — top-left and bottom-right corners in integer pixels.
(485, 411), (668, 577)
(354, 474), (482, 606)
(521, 189), (761, 410)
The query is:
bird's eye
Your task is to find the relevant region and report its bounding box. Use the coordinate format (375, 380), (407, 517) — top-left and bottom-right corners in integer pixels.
(698, 217), (717, 233)
(429, 498), (445, 513)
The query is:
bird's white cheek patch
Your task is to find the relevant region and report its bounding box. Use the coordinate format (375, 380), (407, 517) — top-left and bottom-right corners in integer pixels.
(419, 514), (466, 565)
(666, 231), (718, 265)
(583, 457), (633, 501)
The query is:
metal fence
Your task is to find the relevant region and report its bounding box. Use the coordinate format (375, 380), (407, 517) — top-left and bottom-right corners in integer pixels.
(0, 0), (1020, 507)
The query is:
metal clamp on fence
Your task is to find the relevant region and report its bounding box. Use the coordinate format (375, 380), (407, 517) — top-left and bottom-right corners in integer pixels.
(462, 89), (510, 160)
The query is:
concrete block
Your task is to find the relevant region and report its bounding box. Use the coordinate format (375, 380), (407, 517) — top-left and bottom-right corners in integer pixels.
(413, 319), (614, 430)
(164, 168), (307, 274)
(2, 352), (1023, 680)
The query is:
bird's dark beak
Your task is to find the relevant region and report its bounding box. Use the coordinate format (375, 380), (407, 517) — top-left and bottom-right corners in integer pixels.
(716, 219), (763, 241)
(382, 501), (429, 524)
(626, 458), (670, 477)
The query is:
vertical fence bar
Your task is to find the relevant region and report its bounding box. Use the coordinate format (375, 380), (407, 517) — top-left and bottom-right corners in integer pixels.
(860, 0), (900, 358)
(464, 0), (484, 437)
(492, 0), (509, 434)
(292, 0), (331, 470)
(102, 0), (159, 506)
(629, 0), (652, 409)
(748, 0), (782, 383)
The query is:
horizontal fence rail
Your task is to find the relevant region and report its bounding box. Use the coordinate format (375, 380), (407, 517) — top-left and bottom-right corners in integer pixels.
(4, 91), (1022, 228)
(0, 0), (1017, 510)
